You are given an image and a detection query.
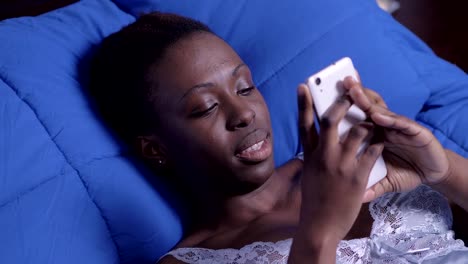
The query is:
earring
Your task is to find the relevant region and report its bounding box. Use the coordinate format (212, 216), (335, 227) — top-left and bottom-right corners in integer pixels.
(156, 158), (166, 166)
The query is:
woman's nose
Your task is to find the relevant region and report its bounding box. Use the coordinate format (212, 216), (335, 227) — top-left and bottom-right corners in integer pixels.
(227, 101), (255, 130)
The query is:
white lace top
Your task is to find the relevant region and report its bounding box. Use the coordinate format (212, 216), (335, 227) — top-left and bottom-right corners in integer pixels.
(163, 185), (468, 263)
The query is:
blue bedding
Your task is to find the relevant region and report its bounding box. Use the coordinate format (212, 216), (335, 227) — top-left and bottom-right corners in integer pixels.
(1, 0), (467, 263)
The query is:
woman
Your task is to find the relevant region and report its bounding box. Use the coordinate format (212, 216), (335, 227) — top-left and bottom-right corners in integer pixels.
(89, 12), (468, 263)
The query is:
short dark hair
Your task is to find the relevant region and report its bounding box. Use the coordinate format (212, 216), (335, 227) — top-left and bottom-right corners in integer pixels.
(88, 12), (212, 141)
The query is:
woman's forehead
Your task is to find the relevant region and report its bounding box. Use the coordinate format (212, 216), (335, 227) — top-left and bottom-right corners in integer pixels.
(152, 32), (244, 96)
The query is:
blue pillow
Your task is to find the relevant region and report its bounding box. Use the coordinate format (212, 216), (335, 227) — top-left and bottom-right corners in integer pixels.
(0, 1), (182, 263)
(115, 0), (468, 160)
(3, 0), (468, 263)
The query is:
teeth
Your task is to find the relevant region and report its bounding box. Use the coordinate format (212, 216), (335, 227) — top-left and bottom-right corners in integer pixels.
(242, 140), (265, 153)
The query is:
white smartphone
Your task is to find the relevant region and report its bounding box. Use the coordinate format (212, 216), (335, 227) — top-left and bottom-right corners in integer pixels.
(306, 57), (387, 189)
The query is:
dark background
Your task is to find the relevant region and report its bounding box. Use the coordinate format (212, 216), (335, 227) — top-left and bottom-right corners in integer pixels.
(393, 0), (468, 72)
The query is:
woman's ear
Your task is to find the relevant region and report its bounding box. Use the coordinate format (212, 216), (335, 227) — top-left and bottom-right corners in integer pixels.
(135, 135), (168, 166)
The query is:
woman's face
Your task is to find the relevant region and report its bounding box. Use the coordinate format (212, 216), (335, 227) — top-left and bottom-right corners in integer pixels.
(149, 32), (275, 196)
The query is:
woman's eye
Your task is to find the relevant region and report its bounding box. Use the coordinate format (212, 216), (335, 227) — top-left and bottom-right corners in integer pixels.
(238, 86), (256, 96)
(190, 103), (218, 118)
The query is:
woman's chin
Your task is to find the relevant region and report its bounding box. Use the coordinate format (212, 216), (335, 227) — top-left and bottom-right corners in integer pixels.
(238, 159), (276, 192)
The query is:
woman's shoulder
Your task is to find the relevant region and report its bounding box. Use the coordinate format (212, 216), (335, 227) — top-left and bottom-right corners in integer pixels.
(156, 232), (217, 264)
(157, 255), (185, 264)
(160, 210), (298, 263)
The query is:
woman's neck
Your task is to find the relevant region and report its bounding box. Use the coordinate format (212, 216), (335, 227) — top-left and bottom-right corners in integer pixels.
(191, 159), (303, 231)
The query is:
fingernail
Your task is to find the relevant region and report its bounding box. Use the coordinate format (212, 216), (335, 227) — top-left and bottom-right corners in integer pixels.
(345, 76), (355, 83)
(373, 112), (392, 121)
(363, 189), (374, 202)
(349, 75), (359, 83)
(299, 88), (310, 108)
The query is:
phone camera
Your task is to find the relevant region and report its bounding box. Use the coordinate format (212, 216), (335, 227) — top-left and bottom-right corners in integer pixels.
(315, 77), (321, 86)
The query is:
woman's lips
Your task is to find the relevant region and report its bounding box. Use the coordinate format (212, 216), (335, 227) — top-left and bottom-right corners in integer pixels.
(235, 133), (272, 163)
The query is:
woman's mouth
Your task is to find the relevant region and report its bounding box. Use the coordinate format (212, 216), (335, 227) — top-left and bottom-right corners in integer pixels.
(235, 131), (272, 163)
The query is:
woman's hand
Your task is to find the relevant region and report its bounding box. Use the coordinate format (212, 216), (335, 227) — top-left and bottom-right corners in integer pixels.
(290, 84), (383, 260)
(343, 77), (451, 202)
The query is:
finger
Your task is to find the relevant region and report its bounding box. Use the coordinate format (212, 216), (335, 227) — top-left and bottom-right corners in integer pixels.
(354, 69), (362, 83)
(344, 84), (397, 126)
(371, 112), (422, 136)
(362, 176), (394, 203)
(341, 122), (373, 160)
(363, 88), (388, 108)
(343, 77), (372, 112)
(298, 84), (317, 147)
(356, 143), (384, 188)
(344, 77), (388, 113)
(320, 95), (352, 145)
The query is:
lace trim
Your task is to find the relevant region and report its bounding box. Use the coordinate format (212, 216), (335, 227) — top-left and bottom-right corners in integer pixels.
(166, 239), (291, 264)
(369, 185), (453, 237)
(165, 186), (468, 263)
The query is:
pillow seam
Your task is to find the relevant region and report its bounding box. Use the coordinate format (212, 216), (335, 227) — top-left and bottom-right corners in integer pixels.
(0, 76), (122, 262)
(0, 174), (57, 210)
(256, 7), (367, 88)
(378, 15), (468, 154)
(417, 118), (468, 156)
